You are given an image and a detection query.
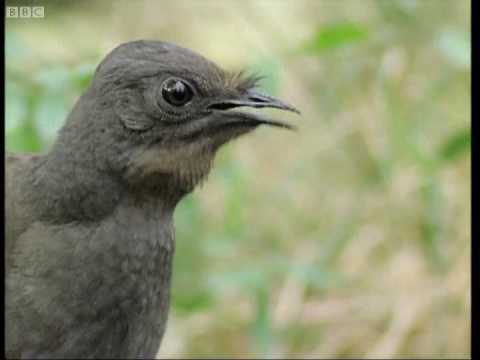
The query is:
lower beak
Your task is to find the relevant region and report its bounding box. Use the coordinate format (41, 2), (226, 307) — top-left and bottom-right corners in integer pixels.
(207, 89), (300, 130)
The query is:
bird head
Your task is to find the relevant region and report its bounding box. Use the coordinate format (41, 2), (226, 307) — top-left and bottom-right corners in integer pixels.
(56, 40), (299, 196)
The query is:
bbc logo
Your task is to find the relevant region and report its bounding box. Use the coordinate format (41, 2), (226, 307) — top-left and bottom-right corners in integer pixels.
(6, 6), (45, 18)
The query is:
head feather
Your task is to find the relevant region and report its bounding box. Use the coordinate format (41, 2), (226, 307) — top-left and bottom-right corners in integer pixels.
(223, 70), (264, 92)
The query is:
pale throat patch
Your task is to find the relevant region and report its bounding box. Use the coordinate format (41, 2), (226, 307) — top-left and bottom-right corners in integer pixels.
(126, 140), (215, 189)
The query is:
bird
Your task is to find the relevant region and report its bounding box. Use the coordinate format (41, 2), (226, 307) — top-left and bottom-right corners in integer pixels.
(5, 40), (299, 359)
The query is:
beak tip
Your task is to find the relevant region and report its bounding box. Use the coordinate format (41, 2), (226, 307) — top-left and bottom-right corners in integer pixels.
(246, 89), (301, 116)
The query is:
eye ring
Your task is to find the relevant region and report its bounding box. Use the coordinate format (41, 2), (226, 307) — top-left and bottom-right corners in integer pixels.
(161, 78), (194, 107)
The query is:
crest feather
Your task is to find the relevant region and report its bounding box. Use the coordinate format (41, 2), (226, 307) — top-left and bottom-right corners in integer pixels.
(223, 70), (264, 92)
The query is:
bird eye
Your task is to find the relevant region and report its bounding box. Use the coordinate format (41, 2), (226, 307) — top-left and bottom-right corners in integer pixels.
(161, 78), (194, 106)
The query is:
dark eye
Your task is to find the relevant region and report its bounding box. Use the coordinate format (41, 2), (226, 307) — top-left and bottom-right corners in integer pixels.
(161, 78), (194, 106)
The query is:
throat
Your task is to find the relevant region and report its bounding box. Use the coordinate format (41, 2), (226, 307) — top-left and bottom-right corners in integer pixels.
(126, 144), (215, 196)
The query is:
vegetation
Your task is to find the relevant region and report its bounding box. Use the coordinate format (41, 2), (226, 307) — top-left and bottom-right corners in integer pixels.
(6, 0), (470, 358)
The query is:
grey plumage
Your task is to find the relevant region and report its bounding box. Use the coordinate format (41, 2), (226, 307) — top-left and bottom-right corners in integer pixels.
(6, 40), (298, 359)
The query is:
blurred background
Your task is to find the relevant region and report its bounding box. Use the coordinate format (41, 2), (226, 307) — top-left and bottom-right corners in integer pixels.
(5, 0), (471, 358)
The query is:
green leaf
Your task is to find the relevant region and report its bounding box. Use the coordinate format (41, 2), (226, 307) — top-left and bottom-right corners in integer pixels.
(437, 29), (471, 70)
(6, 123), (42, 153)
(174, 194), (203, 233)
(439, 129), (471, 162)
(208, 270), (266, 292)
(248, 57), (282, 95)
(6, 83), (27, 133)
(289, 264), (346, 290)
(172, 291), (213, 313)
(269, 256), (347, 289)
(216, 159), (247, 237)
(71, 63), (96, 90)
(251, 287), (272, 356)
(33, 67), (71, 92)
(5, 32), (33, 67)
(304, 23), (369, 53)
(418, 178), (448, 270)
(34, 93), (69, 143)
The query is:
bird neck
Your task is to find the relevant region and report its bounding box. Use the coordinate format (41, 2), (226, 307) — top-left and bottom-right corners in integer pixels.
(28, 147), (185, 224)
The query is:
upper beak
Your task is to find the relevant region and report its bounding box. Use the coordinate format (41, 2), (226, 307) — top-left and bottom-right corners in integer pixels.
(207, 89), (300, 130)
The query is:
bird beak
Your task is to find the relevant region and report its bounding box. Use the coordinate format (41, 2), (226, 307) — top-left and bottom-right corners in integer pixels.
(207, 89), (300, 130)
(223, 89), (301, 114)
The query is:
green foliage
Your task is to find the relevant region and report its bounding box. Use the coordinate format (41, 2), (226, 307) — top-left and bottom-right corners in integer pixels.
(418, 177), (448, 270)
(5, 1), (471, 356)
(6, 32), (96, 152)
(247, 57), (282, 95)
(251, 286), (272, 356)
(439, 128), (471, 163)
(303, 23), (369, 53)
(437, 29), (471, 70)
